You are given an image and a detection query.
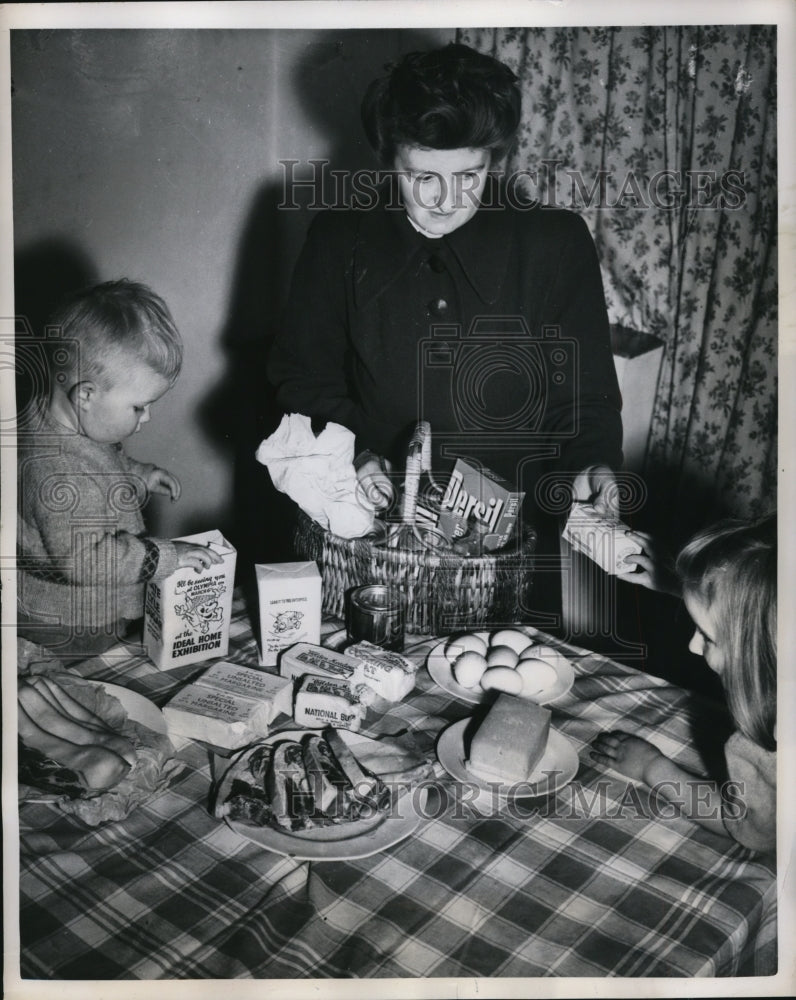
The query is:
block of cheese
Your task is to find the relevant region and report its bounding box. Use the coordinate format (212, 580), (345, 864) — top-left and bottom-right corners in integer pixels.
(163, 661), (293, 749)
(467, 694), (551, 783)
(293, 675), (364, 731)
(562, 503), (642, 574)
(280, 642), (364, 687)
(344, 641), (417, 701)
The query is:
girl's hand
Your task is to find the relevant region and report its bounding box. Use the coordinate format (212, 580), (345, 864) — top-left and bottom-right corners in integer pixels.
(616, 530), (681, 596)
(146, 467), (181, 502)
(174, 541), (224, 573)
(572, 464), (619, 518)
(590, 730), (668, 784)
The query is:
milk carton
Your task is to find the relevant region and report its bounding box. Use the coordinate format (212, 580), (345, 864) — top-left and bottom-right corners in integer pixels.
(144, 529), (237, 669)
(255, 561), (321, 666)
(562, 503), (642, 574)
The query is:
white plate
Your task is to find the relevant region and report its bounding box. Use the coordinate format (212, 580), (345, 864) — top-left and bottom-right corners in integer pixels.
(222, 729), (427, 861)
(83, 680), (168, 734)
(19, 678), (169, 802)
(436, 717), (579, 799)
(426, 631), (575, 705)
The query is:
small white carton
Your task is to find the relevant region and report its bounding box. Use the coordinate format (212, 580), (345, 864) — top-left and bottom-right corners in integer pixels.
(144, 529), (237, 669)
(255, 561), (321, 666)
(562, 504), (642, 575)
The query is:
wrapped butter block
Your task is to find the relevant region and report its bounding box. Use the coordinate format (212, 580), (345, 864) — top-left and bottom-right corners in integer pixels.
(163, 661), (292, 749)
(198, 661), (294, 719)
(293, 675), (364, 731)
(279, 642), (364, 687)
(144, 529), (237, 670)
(344, 641), (417, 702)
(256, 562), (321, 667)
(468, 694), (551, 783)
(562, 503), (642, 575)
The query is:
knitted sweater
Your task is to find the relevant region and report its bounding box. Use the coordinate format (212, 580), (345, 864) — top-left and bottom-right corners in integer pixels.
(723, 730), (776, 854)
(17, 407), (179, 631)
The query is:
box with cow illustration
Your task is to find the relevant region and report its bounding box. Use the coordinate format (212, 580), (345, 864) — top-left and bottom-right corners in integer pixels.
(255, 561), (321, 667)
(144, 529), (237, 669)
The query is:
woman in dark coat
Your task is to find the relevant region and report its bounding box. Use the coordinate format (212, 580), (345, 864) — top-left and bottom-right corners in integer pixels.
(268, 43), (623, 536)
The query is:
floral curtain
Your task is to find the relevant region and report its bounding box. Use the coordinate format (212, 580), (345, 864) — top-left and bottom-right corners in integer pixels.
(458, 26), (777, 536)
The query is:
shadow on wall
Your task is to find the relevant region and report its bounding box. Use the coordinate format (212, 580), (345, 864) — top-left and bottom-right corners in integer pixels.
(197, 29), (446, 574)
(14, 238), (99, 418)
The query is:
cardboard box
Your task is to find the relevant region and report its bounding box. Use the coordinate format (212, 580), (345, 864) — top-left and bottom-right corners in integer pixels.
(562, 503), (642, 574)
(436, 459), (524, 551)
(256, 561), (321, 666)
(144, 529), (237, 670)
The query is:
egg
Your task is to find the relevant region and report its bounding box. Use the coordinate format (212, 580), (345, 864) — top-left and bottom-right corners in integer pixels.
(445, 632), (488, 664)
(516, 658), (558, 697)
(453, 650), (489, 688)
(480, 666), (523, 694)
(486, 645), (519, 669)
(490, 628), (535, 656)
(518, 644), (570, 673)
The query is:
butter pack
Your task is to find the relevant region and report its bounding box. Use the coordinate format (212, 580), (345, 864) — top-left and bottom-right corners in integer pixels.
(163, 660), (293, 749)
(256, 562), (321, 666)
(344, 641), (417, 702)
(144, 529), (237, 669)
(293, 675), (365, 731)
(279, 642), (363, 686)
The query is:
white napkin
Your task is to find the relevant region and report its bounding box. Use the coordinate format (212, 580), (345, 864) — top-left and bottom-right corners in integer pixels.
(255, 413), (376, 538)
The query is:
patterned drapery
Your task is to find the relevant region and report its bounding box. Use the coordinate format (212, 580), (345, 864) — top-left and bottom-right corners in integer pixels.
(458, 26), (777, 535)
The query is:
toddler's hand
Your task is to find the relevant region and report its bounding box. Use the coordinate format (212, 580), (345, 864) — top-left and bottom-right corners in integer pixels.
(590, 730), (667, 784)
(616, 529), (680, 596)
(174, 541), (224, 573)
(147, 467), (181, 502)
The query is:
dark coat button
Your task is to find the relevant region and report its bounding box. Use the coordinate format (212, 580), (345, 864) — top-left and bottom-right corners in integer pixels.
(428, 253), (446, 273)
(428, 298), (449, 317)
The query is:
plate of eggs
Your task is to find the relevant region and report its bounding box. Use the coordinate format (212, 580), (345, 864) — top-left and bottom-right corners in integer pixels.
(426, 628), (575, 706)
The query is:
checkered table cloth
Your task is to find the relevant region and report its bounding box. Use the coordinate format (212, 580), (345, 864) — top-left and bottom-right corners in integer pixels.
(18, 594), (777, 980)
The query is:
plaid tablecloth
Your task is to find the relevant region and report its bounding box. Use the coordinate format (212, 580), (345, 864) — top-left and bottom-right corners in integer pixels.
(17, 594), (777, 980)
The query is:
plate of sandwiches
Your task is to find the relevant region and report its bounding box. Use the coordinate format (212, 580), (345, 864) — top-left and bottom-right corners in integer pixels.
(18, 673), (174, 825)
(436, 695), (579, 800)
(213, 727), (430, 861)
(426, 628), (575, 706)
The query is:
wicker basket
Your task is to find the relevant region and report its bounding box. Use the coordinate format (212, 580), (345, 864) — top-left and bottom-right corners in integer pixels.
(294, 509), (537, 636)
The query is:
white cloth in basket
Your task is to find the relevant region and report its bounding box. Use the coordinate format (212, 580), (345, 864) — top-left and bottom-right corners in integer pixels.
(255, 413), (376, 538)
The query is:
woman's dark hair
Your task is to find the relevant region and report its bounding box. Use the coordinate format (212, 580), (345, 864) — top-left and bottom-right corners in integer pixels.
(361, 43), (521, 166)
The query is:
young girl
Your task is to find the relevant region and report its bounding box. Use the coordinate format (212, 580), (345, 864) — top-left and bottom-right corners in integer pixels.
(591, 515), (776, 853)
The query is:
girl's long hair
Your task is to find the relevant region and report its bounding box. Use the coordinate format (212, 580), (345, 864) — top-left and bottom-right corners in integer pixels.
(676, 514), (777, 750)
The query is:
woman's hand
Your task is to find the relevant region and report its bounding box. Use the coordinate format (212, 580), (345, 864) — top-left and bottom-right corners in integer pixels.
(572, 464), (618, 517)
(146, 466), (181, 502)
(354, 451), (395, 512)
(616, 530), (681, 597)
(174, 541), (224, 573)
(590, 730), (668, 784)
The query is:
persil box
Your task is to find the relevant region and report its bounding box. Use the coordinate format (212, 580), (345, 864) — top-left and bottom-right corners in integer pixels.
(144, 529), (236, 669)
(256, 561), (321, 666)
(436, 458), (524, 551)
